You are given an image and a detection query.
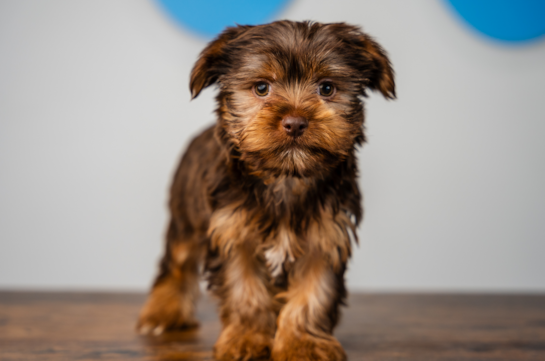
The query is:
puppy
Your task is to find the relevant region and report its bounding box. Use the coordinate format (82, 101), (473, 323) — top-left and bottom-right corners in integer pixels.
(137, 20), (395, 361)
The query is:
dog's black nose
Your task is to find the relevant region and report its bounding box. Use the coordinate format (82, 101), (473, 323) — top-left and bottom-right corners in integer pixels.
(282, 116), (308, 137)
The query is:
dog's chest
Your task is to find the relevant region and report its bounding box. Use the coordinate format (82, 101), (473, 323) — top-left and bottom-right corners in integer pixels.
(262, 226), (297, 279)
(264, 246), (288, 278)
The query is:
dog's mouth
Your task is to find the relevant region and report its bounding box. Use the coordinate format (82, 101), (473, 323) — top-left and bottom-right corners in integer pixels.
(238, 124), (345, 177)
(238, 141), (338, 178)
(276, 138), (313, 157)
(282, 137), (304, 150)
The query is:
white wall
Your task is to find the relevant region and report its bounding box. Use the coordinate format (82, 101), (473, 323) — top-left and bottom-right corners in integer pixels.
(1, 0), (544, 292)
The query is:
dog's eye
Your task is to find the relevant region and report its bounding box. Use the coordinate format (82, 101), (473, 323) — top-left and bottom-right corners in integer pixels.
(254, 82), (270, 97)
(318, 82), (335, 97)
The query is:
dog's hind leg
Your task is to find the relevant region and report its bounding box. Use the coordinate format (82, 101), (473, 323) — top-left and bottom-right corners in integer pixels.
(136, 218), (206, 335)
(137, 127), (216, 335)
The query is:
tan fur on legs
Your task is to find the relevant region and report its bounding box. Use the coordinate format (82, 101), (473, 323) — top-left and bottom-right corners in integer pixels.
(272, 252), (346, 361)
(137, 233), (205, 335)
(214, 324), (273, 361)
(213, 243), (278, 361)
(136, 273), (198, 335)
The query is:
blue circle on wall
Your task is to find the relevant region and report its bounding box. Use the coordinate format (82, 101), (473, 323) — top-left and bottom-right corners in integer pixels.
(445, 0), (545, 43)
(155, 0), (292, 38)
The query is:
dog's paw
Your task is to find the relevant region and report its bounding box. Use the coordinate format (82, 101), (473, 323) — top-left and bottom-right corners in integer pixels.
(214, 324), (273, 361)
(272, 333), (346, 361)
(136, 282), (198, 335)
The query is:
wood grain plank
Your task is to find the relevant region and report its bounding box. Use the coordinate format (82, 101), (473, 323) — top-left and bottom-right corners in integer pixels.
(0, 292), (544, 360)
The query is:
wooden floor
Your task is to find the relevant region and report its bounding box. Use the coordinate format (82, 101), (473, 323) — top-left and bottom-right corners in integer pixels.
(0, 292), (544, 360)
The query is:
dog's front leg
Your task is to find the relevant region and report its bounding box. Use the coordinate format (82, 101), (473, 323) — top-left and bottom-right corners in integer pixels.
(213, 242), (278, 361)
(272, 250), (347, 361)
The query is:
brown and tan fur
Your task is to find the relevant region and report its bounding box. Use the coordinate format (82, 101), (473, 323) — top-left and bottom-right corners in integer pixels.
(137, 20), (395, 360)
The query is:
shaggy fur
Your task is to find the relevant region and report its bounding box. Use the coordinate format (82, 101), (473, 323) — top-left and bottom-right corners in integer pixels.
(137, 20), (395, 360)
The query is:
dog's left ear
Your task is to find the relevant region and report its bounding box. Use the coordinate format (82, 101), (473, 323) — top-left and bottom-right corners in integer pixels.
(358, 35), (396, 99)
(329, 24), (396, 99)
(190, 25), (251, 99)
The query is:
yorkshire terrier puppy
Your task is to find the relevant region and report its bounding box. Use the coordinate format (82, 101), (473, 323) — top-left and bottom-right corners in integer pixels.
(137, 20), (395, 361)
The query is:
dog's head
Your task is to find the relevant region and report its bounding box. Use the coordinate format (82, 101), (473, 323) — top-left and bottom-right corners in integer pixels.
(190, 21), (395, 178)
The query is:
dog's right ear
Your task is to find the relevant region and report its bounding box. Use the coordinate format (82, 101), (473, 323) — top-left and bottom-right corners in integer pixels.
(190, 25), (251, 99)
(324, 23), (396, 100)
